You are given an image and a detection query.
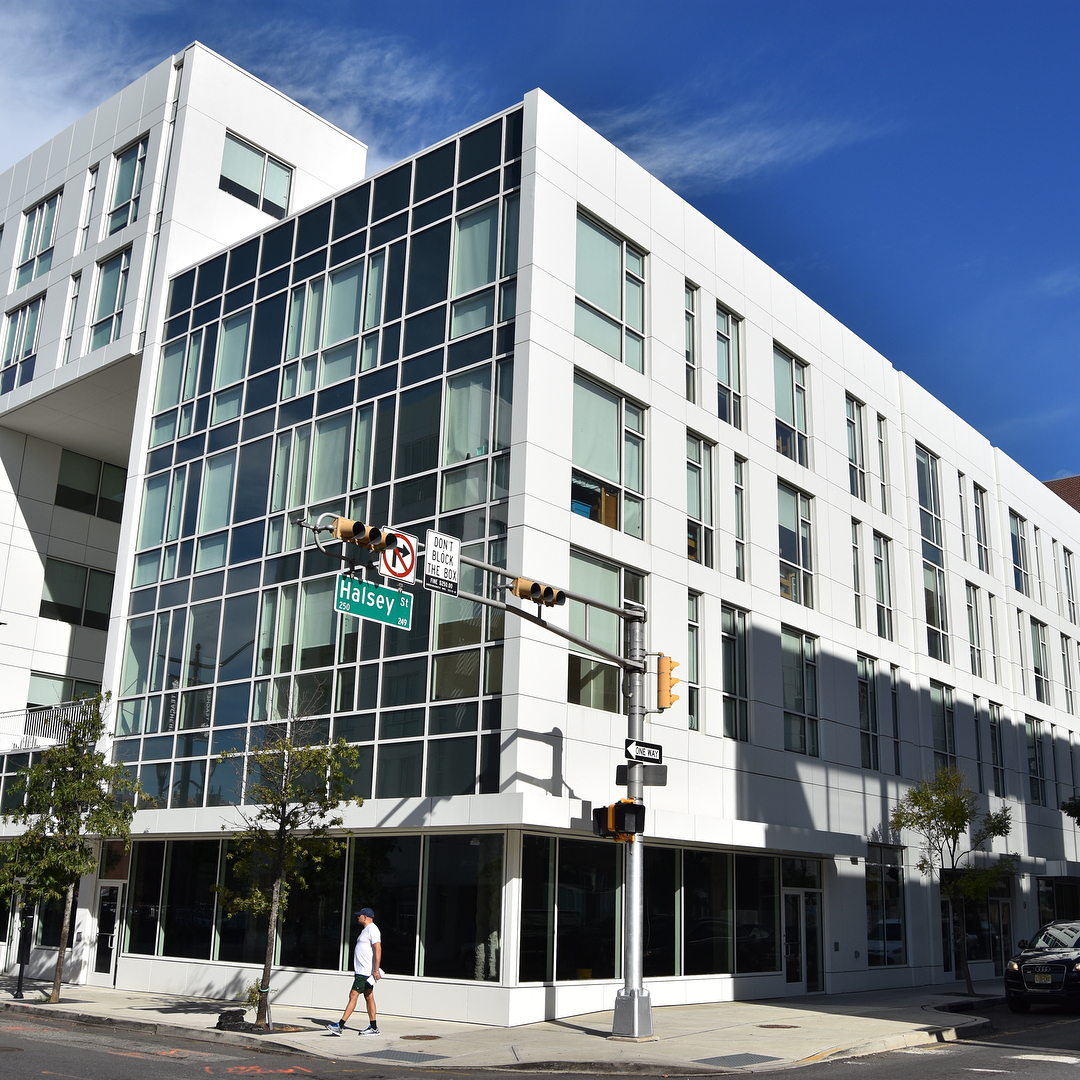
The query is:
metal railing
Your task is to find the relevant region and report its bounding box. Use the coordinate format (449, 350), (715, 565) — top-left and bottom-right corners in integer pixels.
(0, 700), (90, 750)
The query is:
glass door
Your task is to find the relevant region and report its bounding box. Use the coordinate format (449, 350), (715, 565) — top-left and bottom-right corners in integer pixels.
(803, 890), (823, 992)
(989, 900), (1012, 977)
(783, 891), (803, 985)
(89, 884), (124, 985)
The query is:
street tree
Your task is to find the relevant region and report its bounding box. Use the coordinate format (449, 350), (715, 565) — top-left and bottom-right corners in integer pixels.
(1060, 794), (1080, 824)
(0, 694), (140, 1003)
(891, 767), (1013, 997)
(216, 715), (361, 1028)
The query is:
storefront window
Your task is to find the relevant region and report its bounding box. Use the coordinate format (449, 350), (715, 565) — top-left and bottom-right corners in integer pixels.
(421, 834), (503, 980)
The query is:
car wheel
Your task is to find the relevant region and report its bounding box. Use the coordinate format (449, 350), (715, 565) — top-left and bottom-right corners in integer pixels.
(1006, 995), (1030, 1014)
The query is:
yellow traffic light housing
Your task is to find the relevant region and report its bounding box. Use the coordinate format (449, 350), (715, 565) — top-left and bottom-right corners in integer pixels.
(657, 653), (680, 711)
(509, 577), (566, 607)
(330, 518), (399, 551)
(592, 799), (645, 841)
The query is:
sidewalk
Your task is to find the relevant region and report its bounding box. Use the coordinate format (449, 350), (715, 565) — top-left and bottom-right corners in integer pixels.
(0, 976), (1003, 1072)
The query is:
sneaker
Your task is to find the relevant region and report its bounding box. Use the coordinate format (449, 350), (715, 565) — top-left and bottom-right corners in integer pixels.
(360, 1024), (380, 1036)
(326, 1021), (343, 1036)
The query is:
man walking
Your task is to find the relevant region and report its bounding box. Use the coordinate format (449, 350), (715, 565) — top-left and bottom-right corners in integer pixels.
(328, 908), (382, 1036)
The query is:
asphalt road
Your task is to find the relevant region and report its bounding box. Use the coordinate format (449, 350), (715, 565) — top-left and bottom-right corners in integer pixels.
(797, 1000), (1080, 1080)
(0, 1016), (405, 1078)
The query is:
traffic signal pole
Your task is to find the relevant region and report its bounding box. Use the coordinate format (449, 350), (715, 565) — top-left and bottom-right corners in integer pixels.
(307, 518), (654, 1037)
(613, 608), (653, 1038)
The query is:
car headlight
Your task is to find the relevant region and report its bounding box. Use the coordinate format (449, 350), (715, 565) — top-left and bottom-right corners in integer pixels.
(1007, 960), (1020, 972)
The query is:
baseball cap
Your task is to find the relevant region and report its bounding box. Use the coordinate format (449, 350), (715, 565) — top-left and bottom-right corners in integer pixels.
(355, 907), (374, 918)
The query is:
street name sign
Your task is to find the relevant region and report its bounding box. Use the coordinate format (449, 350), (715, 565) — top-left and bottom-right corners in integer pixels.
(424, 529), (460, 596)
(335, 574), (413, 630)
(379, 528), (418, 584)
(624, 738), (663, 764)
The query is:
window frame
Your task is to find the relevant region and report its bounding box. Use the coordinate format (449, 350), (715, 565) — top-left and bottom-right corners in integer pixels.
(686, 432), (713, 567)
(687, 591), (701, 731)
(684, 282), (697, 403)
(846, 395), (867, 500)
(722, 604), (749, 741)
(1027, 716), (1047, 806)
(1010, 510), (1031, 597)
(873, 532), (893, 640)
(17, 189), (62, 288)
(930, 680), (956, 773)
(573, 211), (646, 371)
(973, 483), (991, 572)
(966, 583), (983, 678)
(782, 626), (818, 756)
(219, 132), (292, 221)
(858, 654), (879, 770)
(108, 136), (148, 235)
(774, 347), (808, 466)
(570, 373), (645, 539)
(734, 455), (747, 581)
(716, 305), (742, 428)
(90, 248), (131, 351)
(778, 482), (813, 608)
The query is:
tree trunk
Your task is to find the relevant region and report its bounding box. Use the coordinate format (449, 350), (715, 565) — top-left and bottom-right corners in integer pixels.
(51, 883), (74, 1004)
(948, 891), (976, 998)
(257, 874), (283, 1028)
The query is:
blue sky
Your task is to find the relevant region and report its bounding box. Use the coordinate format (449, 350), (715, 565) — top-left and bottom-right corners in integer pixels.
(2, 1), (1078, 481)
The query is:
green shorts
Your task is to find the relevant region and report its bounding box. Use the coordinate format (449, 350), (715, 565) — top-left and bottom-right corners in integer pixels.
(352, 973), (374, 993)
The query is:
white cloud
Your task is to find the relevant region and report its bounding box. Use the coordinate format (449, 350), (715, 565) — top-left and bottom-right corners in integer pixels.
(0, 4), (495, 179)
(590, 96), (876, 192)
(218, 23), (490, 174)
(1033, 268), (1080, 298)
(0, 0), (165, 174)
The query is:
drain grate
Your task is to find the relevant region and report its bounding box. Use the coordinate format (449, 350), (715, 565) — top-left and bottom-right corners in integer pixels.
(363, 1049), (451, 1064)
(696, 1053), (781, 1068)
(757, 1024), (799, 1029)
(400, 1034), (441, 1041)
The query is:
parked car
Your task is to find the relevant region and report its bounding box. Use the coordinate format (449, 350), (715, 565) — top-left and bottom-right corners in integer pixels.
(1004, 920), (1080, 1012)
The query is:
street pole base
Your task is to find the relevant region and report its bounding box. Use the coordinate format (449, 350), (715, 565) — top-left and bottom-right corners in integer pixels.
(611, 987), (654, 1039)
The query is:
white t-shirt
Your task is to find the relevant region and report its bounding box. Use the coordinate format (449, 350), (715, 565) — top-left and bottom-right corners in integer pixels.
(354, 923), (382, 976)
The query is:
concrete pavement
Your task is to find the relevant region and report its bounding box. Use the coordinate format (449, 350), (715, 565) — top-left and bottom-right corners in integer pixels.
(0, 976), (1004, 1072)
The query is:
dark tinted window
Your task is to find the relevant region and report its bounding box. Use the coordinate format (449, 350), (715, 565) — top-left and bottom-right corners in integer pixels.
(168, 270), (195, 316)
(333, 183), (370, 239)
(259, 220), (294, 274)
(414, 144), (455, 201)
(195, 255), (226, 305)
(505, 109), (523, 160)
(372, 164), (412, 222)
(227, 239), (259, 289)
(295, 203), (331, 257)
(458, 120), (501, 182)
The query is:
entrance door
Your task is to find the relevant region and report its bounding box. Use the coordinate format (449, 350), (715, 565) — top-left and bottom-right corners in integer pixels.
(783, 891), (804, 985)
(88, 884), (124, 985)
(989, 900), (1012, 976)
(784, 889), (825, 992)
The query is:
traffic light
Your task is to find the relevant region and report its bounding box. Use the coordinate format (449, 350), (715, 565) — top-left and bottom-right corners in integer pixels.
(509, 577), (566, 607)
(330, 518), (399, 551)
(657, 653), (680, 711)
(592, 799), (646, 840)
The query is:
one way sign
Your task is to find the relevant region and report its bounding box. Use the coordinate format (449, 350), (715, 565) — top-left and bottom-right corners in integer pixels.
(625, 738), (663, 764)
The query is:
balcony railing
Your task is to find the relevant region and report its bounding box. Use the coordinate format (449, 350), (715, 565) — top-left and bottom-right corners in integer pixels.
(0, 700), (90, 751)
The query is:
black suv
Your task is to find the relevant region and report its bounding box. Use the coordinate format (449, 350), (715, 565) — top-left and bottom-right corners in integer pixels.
(1004, 921), (1080, 1012)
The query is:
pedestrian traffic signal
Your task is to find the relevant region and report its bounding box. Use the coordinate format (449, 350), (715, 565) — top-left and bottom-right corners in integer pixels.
(592, 799), (646, 840)
(330, 518), (399, 551)
(657, 654), (680, 711)
(509, 577), (566, 607)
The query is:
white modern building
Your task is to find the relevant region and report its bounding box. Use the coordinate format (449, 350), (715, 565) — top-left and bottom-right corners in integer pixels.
(3, 48), (1080, 1026)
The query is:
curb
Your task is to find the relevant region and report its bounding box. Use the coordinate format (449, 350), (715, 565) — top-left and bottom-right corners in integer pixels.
(0, 1000), (305, 1056)
(0, 996), (1002, 1074)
